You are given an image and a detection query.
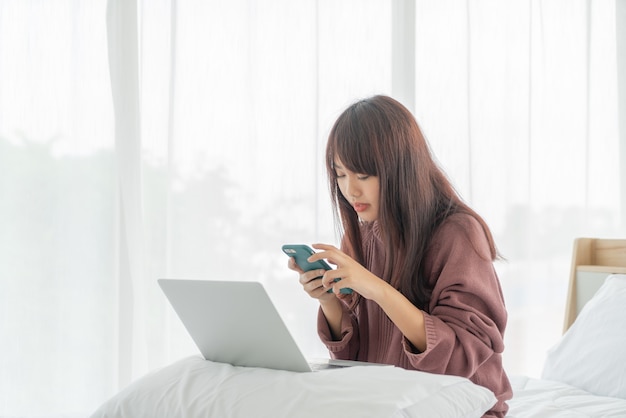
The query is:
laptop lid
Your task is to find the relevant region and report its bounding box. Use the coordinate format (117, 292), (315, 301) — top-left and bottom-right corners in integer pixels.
(157, 279), (313, 373)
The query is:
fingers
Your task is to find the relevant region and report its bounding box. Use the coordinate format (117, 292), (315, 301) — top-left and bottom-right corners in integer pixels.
(300, 276), (333, 300)
(298, 269), (327, 286)
(291, 243), (352, 300)
(311, 243), (337, 251)
(298, 269), (328, 296)
(310, 243), (343, 266)
(287, 257), (304, 273)
(320, 269), (343, 289)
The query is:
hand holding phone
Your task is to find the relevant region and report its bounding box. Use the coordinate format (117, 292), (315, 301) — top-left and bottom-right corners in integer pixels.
(282, 244), (353, 294)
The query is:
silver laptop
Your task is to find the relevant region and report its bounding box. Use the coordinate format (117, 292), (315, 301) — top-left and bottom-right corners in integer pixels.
(158, 278), (374, 372)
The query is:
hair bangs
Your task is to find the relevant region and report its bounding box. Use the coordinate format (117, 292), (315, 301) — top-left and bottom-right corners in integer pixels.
(327, 104), (379, 178)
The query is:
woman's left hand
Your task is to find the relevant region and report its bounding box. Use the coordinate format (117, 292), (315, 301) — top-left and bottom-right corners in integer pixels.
(308, 243), (389, 302)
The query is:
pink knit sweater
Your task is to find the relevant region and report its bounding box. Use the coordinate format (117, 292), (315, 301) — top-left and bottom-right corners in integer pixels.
(317, 213), (512, 417)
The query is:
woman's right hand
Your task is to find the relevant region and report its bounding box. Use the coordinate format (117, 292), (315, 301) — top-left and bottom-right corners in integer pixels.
(287, 257), (337, 302)
(288, 256), (344, 340)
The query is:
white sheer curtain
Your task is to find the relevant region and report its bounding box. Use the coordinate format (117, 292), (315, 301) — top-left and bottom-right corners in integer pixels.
(412, 0), (623, 378)
(0, 1), (623, 416)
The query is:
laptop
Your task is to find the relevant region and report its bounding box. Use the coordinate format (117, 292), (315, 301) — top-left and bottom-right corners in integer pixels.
(157, 278), (376, 372)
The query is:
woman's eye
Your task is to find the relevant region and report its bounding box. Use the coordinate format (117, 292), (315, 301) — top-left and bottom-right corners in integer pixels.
(335, 173), (346, 178)
(357, 175), (369, 180)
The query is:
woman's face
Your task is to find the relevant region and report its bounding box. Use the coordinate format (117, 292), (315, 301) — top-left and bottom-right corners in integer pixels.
(334, 158), (380, 222)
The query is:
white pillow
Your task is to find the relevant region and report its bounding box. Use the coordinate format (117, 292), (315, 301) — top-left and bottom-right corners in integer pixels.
(542, 274), (626, 399)
(91, 356), (496, 418)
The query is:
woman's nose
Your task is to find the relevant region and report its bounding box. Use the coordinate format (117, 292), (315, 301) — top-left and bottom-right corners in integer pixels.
(345, 177), (361, 198)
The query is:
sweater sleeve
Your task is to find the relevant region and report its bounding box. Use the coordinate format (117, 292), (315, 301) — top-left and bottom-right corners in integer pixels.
(316, 299), (360, 360)
(316, 235), (362, 360)
(402, 214), (507, 378)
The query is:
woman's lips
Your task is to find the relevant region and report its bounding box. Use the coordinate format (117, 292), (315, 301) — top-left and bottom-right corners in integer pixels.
(353, 203), (369, 213)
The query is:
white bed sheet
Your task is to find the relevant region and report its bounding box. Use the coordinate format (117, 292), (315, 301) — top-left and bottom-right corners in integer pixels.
(508, 375), (626, 418)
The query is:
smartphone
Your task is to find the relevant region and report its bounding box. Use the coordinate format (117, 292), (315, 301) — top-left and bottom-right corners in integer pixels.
(282, 244), (332, 272)
(282, 244), (353, 294)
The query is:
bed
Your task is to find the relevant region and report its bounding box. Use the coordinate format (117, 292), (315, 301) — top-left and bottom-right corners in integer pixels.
(507, 237), (626, 417)
(91, 238), (626, 418)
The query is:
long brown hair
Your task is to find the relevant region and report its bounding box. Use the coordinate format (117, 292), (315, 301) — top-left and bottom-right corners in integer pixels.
(326, 95), (497, 309)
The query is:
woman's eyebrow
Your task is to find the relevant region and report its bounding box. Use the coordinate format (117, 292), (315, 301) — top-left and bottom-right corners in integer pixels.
(333, 162), (344, 170)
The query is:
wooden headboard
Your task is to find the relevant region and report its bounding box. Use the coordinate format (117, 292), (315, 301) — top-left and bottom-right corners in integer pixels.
(563, 237), (626, 333)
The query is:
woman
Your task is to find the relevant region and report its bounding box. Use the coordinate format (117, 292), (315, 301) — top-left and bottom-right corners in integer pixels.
(288, 95), (512, 417)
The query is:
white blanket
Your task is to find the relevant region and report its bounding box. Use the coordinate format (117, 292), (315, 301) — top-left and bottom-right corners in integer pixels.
(91, 355), (496, 418)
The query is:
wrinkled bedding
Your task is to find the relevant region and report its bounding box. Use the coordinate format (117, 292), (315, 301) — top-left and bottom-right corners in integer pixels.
(508, 375), (626, 418)
(90, 355), (496, 418)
